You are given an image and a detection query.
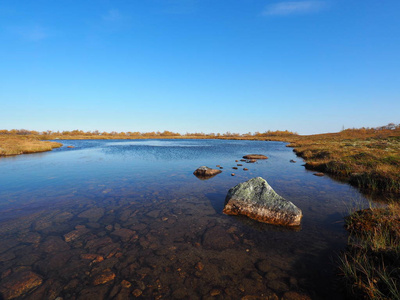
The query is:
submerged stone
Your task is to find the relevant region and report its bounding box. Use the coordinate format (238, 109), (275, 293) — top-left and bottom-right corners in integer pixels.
(223, 177), (302, 226)
(202, 226), (234, 250)
(0, 271), (43, 299)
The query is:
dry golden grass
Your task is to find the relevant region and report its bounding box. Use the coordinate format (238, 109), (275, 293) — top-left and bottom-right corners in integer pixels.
(340, 203), (400, 299)
(0, 136), (62, 156)
(276, 129), (400, 194)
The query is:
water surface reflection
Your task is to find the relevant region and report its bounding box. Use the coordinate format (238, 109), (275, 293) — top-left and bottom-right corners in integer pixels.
(0, 140), (370, 299)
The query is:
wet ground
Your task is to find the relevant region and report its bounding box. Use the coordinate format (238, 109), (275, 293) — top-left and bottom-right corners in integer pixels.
(0, 139), (371, 299)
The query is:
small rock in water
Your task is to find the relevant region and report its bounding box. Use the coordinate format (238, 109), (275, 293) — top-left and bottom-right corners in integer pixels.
(243, 154), (268, 159)
(231, 173), (235, 176)
(313, 173), (324, 177)
(243, 168), (249, 171)
(202, 226), (234, 250)
(64, 228), (90, 242)
(290, 160), (296, 163)
(237, 164), (243, 166)
(111, 228), (135, 241)
(121, 280), (132, 288)
(78, 207), (105, 222)
(232, 167), (238, 170)
(132, 289), (142, 297)
(195, 262), (204, 271)
(235, 160), (239, 162)
(91, 269), (116, 285)
(223, 177), (302, 226)
(193, 166), (222, 180)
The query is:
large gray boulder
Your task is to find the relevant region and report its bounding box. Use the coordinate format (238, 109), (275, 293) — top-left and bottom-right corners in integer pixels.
(223, 177), (302, 226)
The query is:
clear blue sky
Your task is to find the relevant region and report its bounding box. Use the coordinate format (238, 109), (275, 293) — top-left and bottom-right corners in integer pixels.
(1, 1), (399, 135)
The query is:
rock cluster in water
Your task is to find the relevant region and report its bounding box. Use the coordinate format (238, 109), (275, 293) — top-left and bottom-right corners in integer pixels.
(223, 177), (302, 226)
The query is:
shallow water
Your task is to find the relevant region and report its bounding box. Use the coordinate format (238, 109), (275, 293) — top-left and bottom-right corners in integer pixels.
(0, 139), (371, 299)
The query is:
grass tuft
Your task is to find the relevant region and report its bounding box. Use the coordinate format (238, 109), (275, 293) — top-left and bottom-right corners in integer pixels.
(339, 204), (400, 299)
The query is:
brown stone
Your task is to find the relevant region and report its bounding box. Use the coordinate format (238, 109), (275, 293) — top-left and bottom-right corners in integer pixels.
(0, 271), (43, 299)
(64, 228), (90, 242)
(92, 268), (116, 285)
(78, 207), (105, 221)
(132, 289), (143, 297)
(23, 278), (63, 300)
(85, 237), (113, 250)
(35, 251), (72, 273)
(210, 289), (221, 296)
(67, 146), (74, 148)
(146, 210), (160, 218)
(80, 253), (104, 263)
(19, 232), (41, 244)
(33, 220), (52, 231)
(243, 154), (268, 159)
(237, 164), (243, 166)
(121, 280), (131, 288)
(41, 236), (70, 253)
(77, 286), (110, 300)
(282, 291), (312, 300)
(202, 226), (234, 250)
(195, 262), (204, 271)
(53, 211), (74, 222)
(193, 166), (222, 179)
(231, 173), (235, 176)
(111, 228), (135, 241)
(313, 172), (324, 177)
(243, 168), (249, 171)
(232, 167), (238, 169)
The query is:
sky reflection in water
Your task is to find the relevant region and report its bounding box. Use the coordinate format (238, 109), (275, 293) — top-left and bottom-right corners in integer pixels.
(0, 139), (371, 299)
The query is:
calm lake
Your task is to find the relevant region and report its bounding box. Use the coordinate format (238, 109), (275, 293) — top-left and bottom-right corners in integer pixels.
(0, 139), (371, 299)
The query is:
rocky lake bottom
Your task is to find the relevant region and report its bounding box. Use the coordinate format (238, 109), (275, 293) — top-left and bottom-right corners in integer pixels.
(0, 139), (373, 299)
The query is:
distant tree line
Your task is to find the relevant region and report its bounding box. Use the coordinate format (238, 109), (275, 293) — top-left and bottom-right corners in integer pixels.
(2, 124), (399, 137)
(0, 129), (299, 137)
(340, 123), (400, 136)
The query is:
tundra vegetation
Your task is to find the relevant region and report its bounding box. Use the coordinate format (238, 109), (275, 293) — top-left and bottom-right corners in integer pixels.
(0, 134), (62, 156)
(1, 123), (399, 298)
